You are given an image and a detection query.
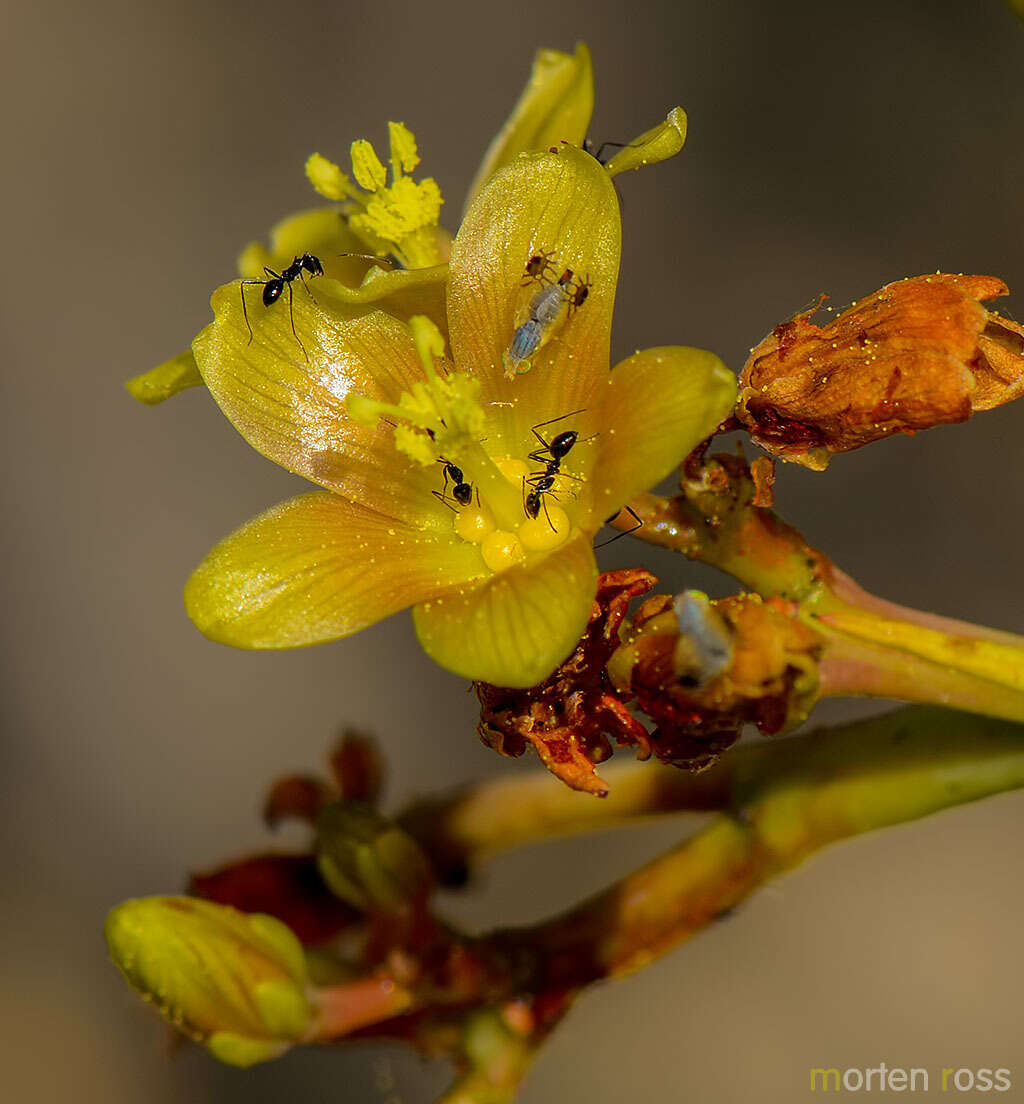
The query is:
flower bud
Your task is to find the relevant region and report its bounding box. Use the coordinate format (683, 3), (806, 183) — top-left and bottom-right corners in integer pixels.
(105, 896), (312, 1067)
(315, 801), (432, 913)
(737, 274), (1024, 469)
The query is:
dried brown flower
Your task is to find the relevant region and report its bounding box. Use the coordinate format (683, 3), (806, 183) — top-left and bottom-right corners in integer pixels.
(474, 570), (657, 796)
(736, 274), (1024, 469)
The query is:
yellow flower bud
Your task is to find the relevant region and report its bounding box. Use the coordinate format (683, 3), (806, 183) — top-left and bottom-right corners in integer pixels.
(316, 802), (432, 913)
(105, 896), (312, 1067)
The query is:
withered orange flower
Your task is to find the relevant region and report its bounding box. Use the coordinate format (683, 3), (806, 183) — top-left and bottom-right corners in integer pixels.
(736, 273), (1024, 469)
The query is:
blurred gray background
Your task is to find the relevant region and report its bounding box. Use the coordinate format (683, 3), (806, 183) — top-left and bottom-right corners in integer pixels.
(3, 0), (1023, 1100)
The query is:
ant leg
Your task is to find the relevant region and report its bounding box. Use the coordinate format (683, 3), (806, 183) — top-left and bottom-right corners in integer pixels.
(239, 280), (260, 345)
(436, 460), (451, 498)
(337, 252), (396, 271)
(431, 490), (457, 513)
(530, 408), (587, 450)
(594, 505), (643, 548)
(592, 139), (637, 164)
(541, 494), (556, 532)
(298, 271), (316, 299)
(285, 282), (309, 362)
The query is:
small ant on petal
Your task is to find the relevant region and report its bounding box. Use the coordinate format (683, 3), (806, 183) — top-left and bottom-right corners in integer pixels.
(240, 252), (323, 361)
(433, 458), (476, 511)
(522, 411), (595, 530)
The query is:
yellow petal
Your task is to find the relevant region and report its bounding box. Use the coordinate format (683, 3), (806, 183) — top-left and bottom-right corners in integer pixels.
(448, 145), (620, 457)
(237, 206), (376, 290)
(583, 346), (737, 527)
(185, 492), (486, 649)
(604, 107), (688, 178)
(125, 350), (203, 405)
(326, 263), (450, 337)
(465, 43), (594, 210)
(193, 281), (452, 526)
(412, 534), (597, 688)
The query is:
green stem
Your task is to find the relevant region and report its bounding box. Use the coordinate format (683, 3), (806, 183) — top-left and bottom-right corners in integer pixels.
(617, 490), (1024, 722)
(502, 707), (1024, 989)
(399, 760), (733, 881)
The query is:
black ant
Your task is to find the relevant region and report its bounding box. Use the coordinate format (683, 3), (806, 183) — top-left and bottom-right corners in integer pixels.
(528, 409), (594, 471)
(433, 458), (476, 511)
(240, 253), (324, 360)
(523, 411), (595, 529)
(595, 505), (644, 548)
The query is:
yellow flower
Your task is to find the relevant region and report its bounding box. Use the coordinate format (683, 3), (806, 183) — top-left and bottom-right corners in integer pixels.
(184, 141), (736, 688)
(125, 44), (680, 406)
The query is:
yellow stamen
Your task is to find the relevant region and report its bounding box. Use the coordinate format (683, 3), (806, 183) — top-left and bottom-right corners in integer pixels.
(306, 125), (445, 268)
(350, 140), (388, 192)
(304, 153), (362, 204)
(388, 122), (420, 176)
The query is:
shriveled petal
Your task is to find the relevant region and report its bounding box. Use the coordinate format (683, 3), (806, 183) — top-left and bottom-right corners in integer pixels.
(465, 43), (594, 210)
(126, 350), (203, 405)
(604, 107), (688, 178)
(192, 281), (451, 528)
(449, 146), (620, 456)
(412, 535), (597, 688)
(583, 346), (737, 527)
(185, 492), (486, 649)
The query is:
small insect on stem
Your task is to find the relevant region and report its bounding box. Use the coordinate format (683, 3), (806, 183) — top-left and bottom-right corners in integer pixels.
(595, 505), (643, 548)
(240, 253), (324, 361)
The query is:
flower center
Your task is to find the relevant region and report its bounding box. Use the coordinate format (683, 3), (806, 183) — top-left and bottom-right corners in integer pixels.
(346, 316), (576, 574)
(453, 455), (574, 572)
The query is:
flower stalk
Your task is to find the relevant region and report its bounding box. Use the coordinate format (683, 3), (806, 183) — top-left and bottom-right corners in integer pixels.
(615, 453), (1024, 724)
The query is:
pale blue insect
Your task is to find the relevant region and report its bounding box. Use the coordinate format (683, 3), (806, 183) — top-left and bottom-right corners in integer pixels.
(504, 265), (588, 377)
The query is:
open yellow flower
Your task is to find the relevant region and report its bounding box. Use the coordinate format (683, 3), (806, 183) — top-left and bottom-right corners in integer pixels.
(185, 142), (735, 688)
